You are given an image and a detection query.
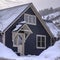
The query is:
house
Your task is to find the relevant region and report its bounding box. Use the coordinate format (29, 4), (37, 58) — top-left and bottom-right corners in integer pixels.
(0, 3), (55, 56)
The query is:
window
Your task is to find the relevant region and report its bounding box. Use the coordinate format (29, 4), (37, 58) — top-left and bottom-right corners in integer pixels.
(36, 35), (46, 49)
(24, 14), (36, 25)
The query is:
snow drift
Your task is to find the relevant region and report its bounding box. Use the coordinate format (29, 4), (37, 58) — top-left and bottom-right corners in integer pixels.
(39, 40), (60, 60)
(0, 40), (60, 60)
(0, 42), (18, 59)
(16, 40), (60, 60)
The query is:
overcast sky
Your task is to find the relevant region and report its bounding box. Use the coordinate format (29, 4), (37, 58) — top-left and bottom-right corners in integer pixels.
(21, 0), (60, 10)
(0, 0), (60, 11)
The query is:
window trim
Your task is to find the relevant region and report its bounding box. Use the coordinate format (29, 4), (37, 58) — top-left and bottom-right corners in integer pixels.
(24, 14), (36, 25)
(36, 35), (46, 49)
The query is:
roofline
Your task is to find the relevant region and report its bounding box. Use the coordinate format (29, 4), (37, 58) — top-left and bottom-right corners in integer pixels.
(0, 3), (32, 11)
(3, 3), (32, 33)
(2, 3), (54, 37)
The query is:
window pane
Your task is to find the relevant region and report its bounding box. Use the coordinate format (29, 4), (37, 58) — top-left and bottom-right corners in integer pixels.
(24, 14), (29, 23)
(38, 37), (40, 42)
(37, 37), (41, 47)
(29, 15), (32, 23)
(38, 42), (40, 47)
(42, 37), (45, 42)
(42, 37), (45, 47)
(14, 36), (18, 45)
(42, 41), (45, 47)
(32, 16), (36, 23)
(18, 35), (22, 45)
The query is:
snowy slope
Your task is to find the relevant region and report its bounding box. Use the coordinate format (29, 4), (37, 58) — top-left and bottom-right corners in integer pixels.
(0, 42), (18, 59)
(39, 40), (60, 60)
(16, 40), (60, 60)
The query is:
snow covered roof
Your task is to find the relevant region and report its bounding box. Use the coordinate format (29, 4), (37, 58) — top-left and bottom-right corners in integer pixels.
(46, 22), (60, 37)
(13, 24), (22, 31)
(42, 11), (60, 20)
(13, 21), (26, 31)
(0, 3), (29, 32)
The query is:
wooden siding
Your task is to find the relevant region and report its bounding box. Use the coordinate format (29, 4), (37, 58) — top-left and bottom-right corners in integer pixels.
(24, 8), (51, 55)
(5, 15), (24, 52)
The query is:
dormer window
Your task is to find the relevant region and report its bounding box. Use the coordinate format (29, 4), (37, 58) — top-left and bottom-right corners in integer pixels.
(24, 14), (36, 25)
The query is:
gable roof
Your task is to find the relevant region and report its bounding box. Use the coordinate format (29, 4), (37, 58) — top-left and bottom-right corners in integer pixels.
(0, 3), (53, 37)
(0, 3), (30, 32)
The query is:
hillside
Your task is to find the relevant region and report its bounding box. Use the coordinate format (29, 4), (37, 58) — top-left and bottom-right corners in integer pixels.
(39, 7), (60, 16)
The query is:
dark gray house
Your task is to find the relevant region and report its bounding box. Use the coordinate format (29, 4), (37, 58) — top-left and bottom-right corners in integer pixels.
(0, 3), (54, 56)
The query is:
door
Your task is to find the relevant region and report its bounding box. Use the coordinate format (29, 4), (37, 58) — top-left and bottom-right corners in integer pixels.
(18, 33), (25, 55)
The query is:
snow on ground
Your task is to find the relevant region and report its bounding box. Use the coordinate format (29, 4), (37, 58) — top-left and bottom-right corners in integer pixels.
(0, 42), (18, 59)
(16, 40), (60, 60)
(0, 40), (60, 60)
(39, 40), (60, 60)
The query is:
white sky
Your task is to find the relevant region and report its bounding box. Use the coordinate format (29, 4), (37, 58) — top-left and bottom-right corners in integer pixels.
(0, 0), (60, 11)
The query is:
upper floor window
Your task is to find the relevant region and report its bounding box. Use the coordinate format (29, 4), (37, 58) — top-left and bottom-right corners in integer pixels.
(24, 14), (36, 25)
(36, 35), (46, 49)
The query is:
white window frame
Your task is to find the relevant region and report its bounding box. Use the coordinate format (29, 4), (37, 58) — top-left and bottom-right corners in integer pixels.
(24, 14), (36, 25)
(36, 35), (46, 49)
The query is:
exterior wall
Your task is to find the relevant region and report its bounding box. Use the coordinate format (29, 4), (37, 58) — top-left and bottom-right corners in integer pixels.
(24, 8), (51, 55)
(5, 7), (51, 55)
(5, 15), (24, 53)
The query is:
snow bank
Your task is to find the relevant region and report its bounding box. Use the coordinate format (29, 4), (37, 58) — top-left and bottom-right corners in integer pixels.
(0, 42), (18, 59)
(0, 40), (60, 60)
(39, 40), (60, 60)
